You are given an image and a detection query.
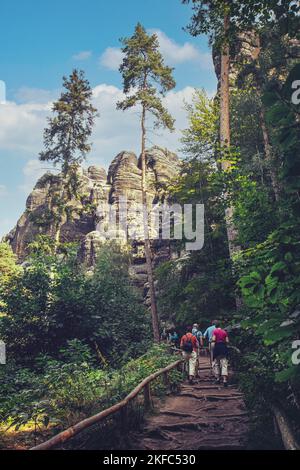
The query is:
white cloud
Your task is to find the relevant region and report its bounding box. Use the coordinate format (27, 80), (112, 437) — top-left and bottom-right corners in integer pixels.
(14, 87), (58, 104)
(99, 47), (124, 71)
(150, 29), (213, 69)
(72, 50), (92, 61)
(0, 80), (6, 104)
(23, 159), (46, 179)
(99, 30), (213, 72)
(0, 100), (50, 153)
(19, 159), (49, 194)
(0, 81), (216, 238)
(0, 83), (215, 195)
(0, 218), (16, 239)
(88, 84), (201, 166)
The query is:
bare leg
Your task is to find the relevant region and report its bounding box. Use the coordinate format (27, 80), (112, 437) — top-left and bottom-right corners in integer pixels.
(220, 358), (228, 386)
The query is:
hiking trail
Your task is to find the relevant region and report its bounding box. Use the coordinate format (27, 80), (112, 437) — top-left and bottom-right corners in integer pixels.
(129, 356), (249, 450)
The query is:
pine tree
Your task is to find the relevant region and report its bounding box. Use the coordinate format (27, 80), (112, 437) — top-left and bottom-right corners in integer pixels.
(117, 23), (176, 342)
(40, 70), (97, 178)
(39, 70), (97, 242)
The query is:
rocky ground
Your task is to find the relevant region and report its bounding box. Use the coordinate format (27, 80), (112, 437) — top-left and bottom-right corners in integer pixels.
(129, 356), (249, 450)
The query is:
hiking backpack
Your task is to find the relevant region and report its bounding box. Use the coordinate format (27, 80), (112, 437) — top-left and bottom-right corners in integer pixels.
(182, 335), (193, 353)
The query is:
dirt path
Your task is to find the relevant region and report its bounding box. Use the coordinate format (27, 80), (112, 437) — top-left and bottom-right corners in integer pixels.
(129, 356), (249, 450)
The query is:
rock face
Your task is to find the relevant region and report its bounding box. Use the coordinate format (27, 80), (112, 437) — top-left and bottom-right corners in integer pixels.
(6, 146), (180, 292)
(213, 31), (261, 85)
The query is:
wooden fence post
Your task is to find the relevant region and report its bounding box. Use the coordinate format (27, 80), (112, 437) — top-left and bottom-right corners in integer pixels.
(144, 383), (153, 410)
(163, 371), (169, 388)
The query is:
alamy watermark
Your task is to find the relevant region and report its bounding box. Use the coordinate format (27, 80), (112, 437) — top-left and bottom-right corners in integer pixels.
(0, 341), (6, 365)
(292, 340), (300, 365)
(291, 80), (300, 105)
(95, 197), (205, 251)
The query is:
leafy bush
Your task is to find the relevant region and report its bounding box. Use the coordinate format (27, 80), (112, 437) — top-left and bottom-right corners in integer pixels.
(0, 238), (150, 366)
(0, 343), (181, 448)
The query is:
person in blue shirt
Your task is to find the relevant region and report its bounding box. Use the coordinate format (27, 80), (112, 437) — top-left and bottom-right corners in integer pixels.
(192, 323), (203, 377)
(192, 324), (203, 345)
(203, 320), (218, 366)
(168, 327), (179, 348)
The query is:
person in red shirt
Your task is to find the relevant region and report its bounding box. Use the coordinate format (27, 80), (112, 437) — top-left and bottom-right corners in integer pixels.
(211, 322), (229, 387)
(180, 326), (199, 384)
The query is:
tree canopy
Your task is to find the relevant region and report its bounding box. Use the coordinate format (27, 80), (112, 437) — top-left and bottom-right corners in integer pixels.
(39, 70), (97, 176)
(117, 23), (176, 130)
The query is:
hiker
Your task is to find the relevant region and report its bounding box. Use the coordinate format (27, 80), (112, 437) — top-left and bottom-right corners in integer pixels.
(180, 326), (199, 384)
(192, 323), (199, 336)
(211, 321), (229, 387)
(203, 320), (217, 365)
(160, 326), (168, 342)
(192, 323), (204, 375)
(168, 327), (179, 348)
(192, 323), (204, 346)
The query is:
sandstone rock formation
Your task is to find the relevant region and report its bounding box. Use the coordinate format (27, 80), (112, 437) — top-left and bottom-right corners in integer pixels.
(6, 146), (180, 292)
(213, 31), (261, 85)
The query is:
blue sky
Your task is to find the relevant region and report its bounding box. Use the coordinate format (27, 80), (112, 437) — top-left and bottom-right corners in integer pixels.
(0, 0), (217, 238)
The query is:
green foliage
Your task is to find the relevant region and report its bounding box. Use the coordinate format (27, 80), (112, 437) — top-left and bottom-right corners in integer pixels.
(263, 64), (300, 216)
(230, 87), (267, 174)
(181, 89), (219, 160)
(157, 90), (234, 327)
(83, 243), (151, 365)
(0, 242), (22, 313)
(1, 2), (300, 450)
(175, 7), (300, 440)
(0, 237), (150, 366)
(237, 223), (300, 346)
(183, 1), (299, 45)
(0, 242), (21, 282)
(233, 223), (300, 430)
(0, 343), (181, 446)
(37, 70), (98, 239)
(230, 175), (278, 247)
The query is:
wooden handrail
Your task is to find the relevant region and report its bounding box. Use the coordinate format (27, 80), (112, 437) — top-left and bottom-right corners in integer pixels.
(30, 359), (183, 450)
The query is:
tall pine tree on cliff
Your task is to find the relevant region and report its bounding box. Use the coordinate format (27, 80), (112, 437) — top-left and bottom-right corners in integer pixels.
(39, 70), (97, 242)
(117, 23), (176, 342)
(40, 69), (97, 189)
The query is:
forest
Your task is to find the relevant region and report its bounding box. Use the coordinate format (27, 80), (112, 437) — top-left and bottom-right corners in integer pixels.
(0, 0), (300, 453)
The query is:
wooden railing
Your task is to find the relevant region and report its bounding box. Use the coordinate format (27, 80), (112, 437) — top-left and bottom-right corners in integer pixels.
(30, 359), (183, 450)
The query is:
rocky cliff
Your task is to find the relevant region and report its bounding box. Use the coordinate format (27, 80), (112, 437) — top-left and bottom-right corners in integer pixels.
(6, 146), (180, 293)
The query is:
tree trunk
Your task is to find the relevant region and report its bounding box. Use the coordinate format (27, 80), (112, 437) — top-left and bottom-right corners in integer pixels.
(272, 404), (300, 450)
(220, 14), (239, 258)
(141, 105), (160, 343)
(259, 105), (280, 201)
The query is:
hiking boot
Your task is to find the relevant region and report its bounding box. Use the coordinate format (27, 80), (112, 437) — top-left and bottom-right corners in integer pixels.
(223, 382), (228, 388)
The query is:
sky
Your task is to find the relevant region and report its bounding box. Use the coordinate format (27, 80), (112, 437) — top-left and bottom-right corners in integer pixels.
(0, 0), (217, 238)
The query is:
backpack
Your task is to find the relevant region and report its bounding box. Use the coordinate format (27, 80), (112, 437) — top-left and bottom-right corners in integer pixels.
(181, 334), (193, 353)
